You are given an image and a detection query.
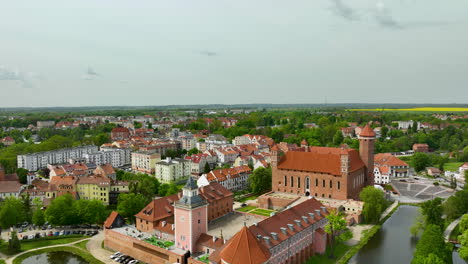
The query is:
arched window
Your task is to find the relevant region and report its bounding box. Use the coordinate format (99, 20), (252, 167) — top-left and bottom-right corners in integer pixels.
(284, 176), (287, 186)
(338, 181), (341, 190)
(298, 177), (301, 188)
(291, 176), (294, 187)
(315, 179), (318, 187)
(330, 180), (333, 188)
(322, 180), (325, 187)
(306, 177), (310, 189)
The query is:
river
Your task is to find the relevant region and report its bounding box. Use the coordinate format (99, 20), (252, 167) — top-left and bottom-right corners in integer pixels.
(21, 251), (87, 264)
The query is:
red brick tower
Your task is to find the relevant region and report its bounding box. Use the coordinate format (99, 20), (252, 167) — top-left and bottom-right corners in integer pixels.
(359, 124), (376, 186)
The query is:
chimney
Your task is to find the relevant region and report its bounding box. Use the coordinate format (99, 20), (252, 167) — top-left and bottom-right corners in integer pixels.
(263, 236), (271, 246)
(212, 236), (217, 242)
(294, 220), (302, 227)
(280, 227), (288, 235)
(315, 209), (321, 217)
(171, 224), (175, 230)
(321, 206), (327, 213)
(308, 212), (315, 219)
(162, 221), (166, 227)
(270, 232), (278, 240)
(302, 216), (309, 223)
(287, 224), (294, 231)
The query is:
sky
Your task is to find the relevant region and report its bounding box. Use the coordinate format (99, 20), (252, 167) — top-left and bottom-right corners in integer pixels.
(0, 0), (467, 107)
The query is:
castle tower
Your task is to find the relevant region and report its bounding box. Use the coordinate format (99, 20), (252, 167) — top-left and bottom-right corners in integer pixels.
(270, 145), (280, 168)
(358, 124), (376, 186)
(174, 176), (208, 253)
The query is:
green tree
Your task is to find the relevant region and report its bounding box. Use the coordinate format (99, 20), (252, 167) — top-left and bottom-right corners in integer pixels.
(93, 133), (110, 146)
(248, 167), (272, 194)
(410, 211), (425, 237)
(45, 194), (77, 226)
(324, 210), (353, 258)
(74, 199), (107, 224)
(412, 253), (446, 264)
(332, 130), (344, 146)
(421, 198), (444, 228)
(187, 148), (200, 156)
(443, 189), (468, 220)
(204, 162), (211, 174)
(412, 152), (431, 172)
(117, 193), (148, 223)
(15, 168), (28, 184)
(8, 231), (21, 254)
(359, 186), (388, 224)
(458, 214), (468, 261)
(411, 224), (451, 264)
(32, 208), (46, 226)
(0, 197), (26, 229)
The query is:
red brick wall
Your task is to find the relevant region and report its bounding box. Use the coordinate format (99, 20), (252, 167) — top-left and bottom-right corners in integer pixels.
(257, 191), (300, 210)
(359, 137), (375, 185)
(104, 229), (184, 264)
(207, 196), (233, 222)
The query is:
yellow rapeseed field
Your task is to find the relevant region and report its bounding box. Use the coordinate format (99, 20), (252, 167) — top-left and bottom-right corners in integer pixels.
(348, 107), (468, 112)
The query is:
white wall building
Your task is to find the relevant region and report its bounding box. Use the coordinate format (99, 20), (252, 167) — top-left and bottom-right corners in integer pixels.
(155, 157), (191, 184)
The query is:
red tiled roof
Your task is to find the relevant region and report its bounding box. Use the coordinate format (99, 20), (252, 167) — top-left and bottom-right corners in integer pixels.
(360, 124), (376, 137)
(278, 147), (364, 176)
(206, 166), (251, 182)
(135, 193), (181, 222)
(374, 153), (408, 167)
(104, 211), (119, 228)
(218, 226), (270, 264)
(196, 233), (226, 250)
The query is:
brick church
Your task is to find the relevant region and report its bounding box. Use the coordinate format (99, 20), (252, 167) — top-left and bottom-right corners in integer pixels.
(269, 124), (375, 201)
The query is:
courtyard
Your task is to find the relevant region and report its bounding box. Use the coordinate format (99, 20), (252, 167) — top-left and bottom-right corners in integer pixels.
(391, 179), (455, 203)
(207, 212), (265, 240)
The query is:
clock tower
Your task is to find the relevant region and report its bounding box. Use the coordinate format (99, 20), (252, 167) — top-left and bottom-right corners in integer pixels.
(174, 176), (208, 253)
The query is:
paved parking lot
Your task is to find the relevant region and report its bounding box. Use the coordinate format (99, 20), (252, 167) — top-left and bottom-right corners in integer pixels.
(392, 179), (455, 202)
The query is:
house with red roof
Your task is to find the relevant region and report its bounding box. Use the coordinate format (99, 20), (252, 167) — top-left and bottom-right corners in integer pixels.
(373, 153), (410, 184)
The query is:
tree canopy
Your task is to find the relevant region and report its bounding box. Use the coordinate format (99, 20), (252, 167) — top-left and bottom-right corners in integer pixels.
(359, 186), (388, 224)
(248, 167), (272, 194)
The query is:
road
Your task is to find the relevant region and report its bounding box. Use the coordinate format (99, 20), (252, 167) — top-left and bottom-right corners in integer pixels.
(444, 216), (463, 242)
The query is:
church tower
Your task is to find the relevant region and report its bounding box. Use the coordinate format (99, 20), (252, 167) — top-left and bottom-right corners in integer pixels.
(359, 124), (376, 186)
(174, 176), (208, 253)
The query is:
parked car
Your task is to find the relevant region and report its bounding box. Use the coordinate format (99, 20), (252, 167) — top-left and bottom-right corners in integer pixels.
(128, 260), (139, 264)
(54, 232), (60, 236)
(28, 234), (35, 239)
(35, 233), (41, 238)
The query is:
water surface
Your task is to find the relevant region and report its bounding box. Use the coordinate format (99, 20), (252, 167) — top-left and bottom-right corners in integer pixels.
(21, 251), (87, 264)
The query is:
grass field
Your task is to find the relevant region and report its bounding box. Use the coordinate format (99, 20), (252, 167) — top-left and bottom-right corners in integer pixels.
(250, 208), (275, 217)
(444, 162), (463, 172)
(348, 107), (468, 112)
(236, 205), (257, 212)
(0, 235), (87, 256)
(74, 239), (89, 250)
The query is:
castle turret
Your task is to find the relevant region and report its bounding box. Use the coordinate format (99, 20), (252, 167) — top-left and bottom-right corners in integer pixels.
(358, 124), (376, 186)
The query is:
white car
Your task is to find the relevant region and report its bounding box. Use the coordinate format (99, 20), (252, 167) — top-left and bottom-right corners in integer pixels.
(28, 235), (35, 239)
(128, 260), (139, 264)
(111, 252), (122, 259)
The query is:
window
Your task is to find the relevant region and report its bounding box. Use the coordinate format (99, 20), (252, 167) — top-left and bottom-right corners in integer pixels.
(322, 180), (325, 187)
(330, 180), (332, 188)
(284, 176), (287, 186)
(315, 179), (318, 187)
(338, 181), (341, 190)
(298, 177), (301, 188)
(291, 176), (294, 187)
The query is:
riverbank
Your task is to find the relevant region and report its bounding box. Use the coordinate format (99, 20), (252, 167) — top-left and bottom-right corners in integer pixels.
(338, 201), (402, 264)
(11, 246), (103, 264)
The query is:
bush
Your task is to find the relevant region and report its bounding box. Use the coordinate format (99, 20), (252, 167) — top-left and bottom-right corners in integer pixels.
(433, 181), (440, 186)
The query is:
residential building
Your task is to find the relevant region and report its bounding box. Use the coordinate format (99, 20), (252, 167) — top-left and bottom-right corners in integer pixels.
(198, 165), (252, 191)
(265, 124), (375, 202)
(76, 176), (111, 205)
(460, 163), (468, 175)
(155, 157), (191, 183)
(131, 151), (161, 174)
(185, 153), (209, 176)
(37, 120), (55, 129)
(17, 145), (98, 171)
(94, 164), (117, 180)
(413, 143), (429, 153)
(83, 148), (130, 168)
(427, 167), (441, 177)
(1, 136), (15, 146)
(0, 166), (22, 198)
(214, 147), (239, 163)
(373, 153), (410, 184)
(111, 127), (131, 141)
(396, 120), (421, 131)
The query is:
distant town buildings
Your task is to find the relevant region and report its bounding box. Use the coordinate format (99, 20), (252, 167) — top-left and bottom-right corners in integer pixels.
(198, 165), (252, 191)
(131, 151), (161, 174)
(37, 120), (55, 129)
(413, 143), (429, 153)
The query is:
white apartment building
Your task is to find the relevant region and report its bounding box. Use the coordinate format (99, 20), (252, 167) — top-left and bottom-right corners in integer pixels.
(83, 148), (130, 168)
(396, 120), (421, 131)
(17, 146), (98, 171)
(101, 147), (132, 165)
(131, 151), (161, 174)
(155, 157), (190, 184)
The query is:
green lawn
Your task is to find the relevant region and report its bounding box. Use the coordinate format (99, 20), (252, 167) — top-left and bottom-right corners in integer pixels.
(74, 239), (89, 250)
(237, 194), (260, 203)
(306, 242), (350, 264)
(145, 237), (175, 249)
(0, 235), (87, 256)
(444, 162), (463, 172)
(198, 254), (210, 263)
(236, 206), (257, 212)
(250, 208), (275, 217)
(12, 246), (104, 264)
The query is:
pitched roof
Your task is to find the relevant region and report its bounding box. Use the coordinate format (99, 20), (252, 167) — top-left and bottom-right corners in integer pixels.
(278, 147), (365, 176)
(374, 153), (408, 167)
(196, 233), (226, 250)
(360, 124), (376, 137)
(0, 181), (22, 193)
(104, 211), (120, 229)
(206, 166), (252, 182)
(218, 226), (270, 264)
(135, 193), (181, 222)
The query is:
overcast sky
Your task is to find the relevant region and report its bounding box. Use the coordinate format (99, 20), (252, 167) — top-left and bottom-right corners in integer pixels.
(1, 0), (467, 107)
